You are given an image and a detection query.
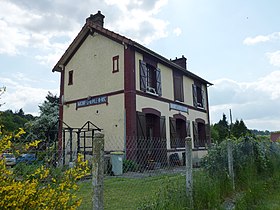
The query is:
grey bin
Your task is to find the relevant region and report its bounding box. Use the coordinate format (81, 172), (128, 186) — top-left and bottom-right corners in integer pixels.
(110, 152), (124, 175)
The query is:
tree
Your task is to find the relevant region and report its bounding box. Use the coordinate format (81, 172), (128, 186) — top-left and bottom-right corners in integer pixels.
(213, 113), (229, 143)
(28, 92), (59, 141)
(231, 119), (250, 138)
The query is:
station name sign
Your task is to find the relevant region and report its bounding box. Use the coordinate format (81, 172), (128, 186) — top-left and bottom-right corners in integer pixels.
(76, 96), (108, 109)
(169, 103), (188, 113)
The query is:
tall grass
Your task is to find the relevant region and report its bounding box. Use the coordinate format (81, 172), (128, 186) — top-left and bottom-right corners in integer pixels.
(138, 138), (280, 210)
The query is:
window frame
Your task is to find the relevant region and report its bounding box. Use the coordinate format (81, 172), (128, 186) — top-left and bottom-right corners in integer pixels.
(112, 55), (119, 73)
(139, 60), (162, 96)
(68, 70), (74, 85)
(173, 71), (184, 102)
(193, 83), (205, 108)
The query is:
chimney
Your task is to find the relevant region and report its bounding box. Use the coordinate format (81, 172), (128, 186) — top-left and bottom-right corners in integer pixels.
(86, 10), (105, 27)
(172, 55), (187, 69)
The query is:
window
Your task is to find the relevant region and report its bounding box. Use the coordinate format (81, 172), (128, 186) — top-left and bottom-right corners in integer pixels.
(112, 55), (119, 73)
(139, 60), (162, 96)
(193, 119), (210, 148)
(68, 70), (73, 85)
(173, 71), (184, 102)
(192, 83), (205, 108)
(170, 117), (190, 148)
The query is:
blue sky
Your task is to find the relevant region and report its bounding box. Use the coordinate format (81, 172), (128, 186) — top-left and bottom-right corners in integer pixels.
(0, 0), (280, 131)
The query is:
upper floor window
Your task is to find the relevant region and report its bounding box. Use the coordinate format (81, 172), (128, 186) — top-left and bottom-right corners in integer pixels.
(139, 60), (162, 96)
(192, 83), (205, 108)
(68, 70), (73, 85)
(173, 71), (184, 102)
(112, 55), (119, 73)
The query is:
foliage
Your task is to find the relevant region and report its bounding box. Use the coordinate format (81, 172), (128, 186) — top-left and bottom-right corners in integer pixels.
(27, 92), (59, 142)
(123, 159), (140, 172)
(0, 129), (90, 209)
(250, 129), (270, 136)
(212, 113), (229, 143)
(0, 109), (35, 135)
(211, 114), (253, 143)
(137, 175), (188, 210)
(202, 136), (280, 209)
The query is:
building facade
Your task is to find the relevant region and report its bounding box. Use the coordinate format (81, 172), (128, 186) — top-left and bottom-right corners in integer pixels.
(53, 11), (212, 166)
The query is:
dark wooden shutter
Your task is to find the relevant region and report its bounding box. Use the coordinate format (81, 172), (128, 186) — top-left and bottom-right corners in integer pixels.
(192, 84), (197, 108)
(205, 123), (210, 145)
(169, 117), (176, 148)
(193, 121), (198, 148)
(202, 89), (205, 109)
(174, 73), (184, 101)
(139, 60), (147, 91)
(186, 120), (191, 137)
(160, 116), (166, 139)
(156, 68), (162, 96)
(159, 116), (167, 165)
(137, 111), (146, 137)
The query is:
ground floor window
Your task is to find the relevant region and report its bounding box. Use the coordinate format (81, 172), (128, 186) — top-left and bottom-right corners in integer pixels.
(169, 115), (190, 148)
(136, 110), (167, 166)
(193, 119), (210, 147)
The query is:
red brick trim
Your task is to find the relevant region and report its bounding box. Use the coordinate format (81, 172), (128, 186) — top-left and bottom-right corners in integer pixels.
(136, 90), (207, 113)
(64, 90), (124, 105)
(124, 45), (137, 160)
(142, 108), (161, 117)
(112, 55), (119, 73)
(173, 113), (186, 121)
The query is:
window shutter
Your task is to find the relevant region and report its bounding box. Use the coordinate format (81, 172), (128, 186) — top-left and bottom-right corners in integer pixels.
(201, 89), (205, 108)
(139, 60), (147, 91)
(205, 123), (210, 145)
(137, 112), (146, 137)
(160, 116), (166, 139)
(192, 84), (197, 108)
(186, 120), (191, 137)
(156, 68), (162, 96)
(169, 117), (176, 148)
(174, 73), (184, 101)
(193, 121), (199, 148)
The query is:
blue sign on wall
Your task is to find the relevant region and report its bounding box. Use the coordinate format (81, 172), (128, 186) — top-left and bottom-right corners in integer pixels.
(169, 103), (188, 113)
(76, 96), (108, 109)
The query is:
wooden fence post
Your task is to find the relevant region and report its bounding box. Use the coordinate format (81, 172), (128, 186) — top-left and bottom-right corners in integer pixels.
(185, 136), (193, 208)
(227, 139), (235, 190)
(92, 132), (104, 210)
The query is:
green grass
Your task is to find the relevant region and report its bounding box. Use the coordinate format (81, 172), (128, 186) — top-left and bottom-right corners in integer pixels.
(77, 175), (180, 210)
(256, 191), (280, 210)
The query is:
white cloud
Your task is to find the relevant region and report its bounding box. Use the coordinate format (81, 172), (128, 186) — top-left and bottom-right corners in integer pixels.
(105, 0), (169, 45)
(266, 51), (280, 68)
(209, 71), (280, 131)
(0, 0), (171, 66)
(0, 74), (59, 115)
(173, 27), (182, 36)
(243, 32), (280, 45)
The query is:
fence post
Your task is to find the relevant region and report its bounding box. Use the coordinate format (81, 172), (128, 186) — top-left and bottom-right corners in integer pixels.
(227, 139), (235, 190)
(185, 136), (193, 208)
(92, 132), (104, 210)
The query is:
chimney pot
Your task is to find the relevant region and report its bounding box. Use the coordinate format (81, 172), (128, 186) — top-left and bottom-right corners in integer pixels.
(86, 11), (105, 27)
(172, 56), (187, 69)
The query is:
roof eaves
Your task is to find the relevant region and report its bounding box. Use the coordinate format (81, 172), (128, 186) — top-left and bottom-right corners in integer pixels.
(52, 24), (90, 72)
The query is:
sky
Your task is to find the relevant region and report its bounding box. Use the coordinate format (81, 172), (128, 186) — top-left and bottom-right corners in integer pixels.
(0, 0), (280, 131)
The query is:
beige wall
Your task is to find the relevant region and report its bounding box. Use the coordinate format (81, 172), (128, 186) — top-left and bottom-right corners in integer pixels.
(64, 34), (124, 102)
(134, 52), (208, 110)
(136, 95), (209, 149)
(63, 94), (125, 152)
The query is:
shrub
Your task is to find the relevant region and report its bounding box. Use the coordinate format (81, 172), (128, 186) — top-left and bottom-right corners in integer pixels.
(0, 128), (90, 209)
(123, 159), (140, 172)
